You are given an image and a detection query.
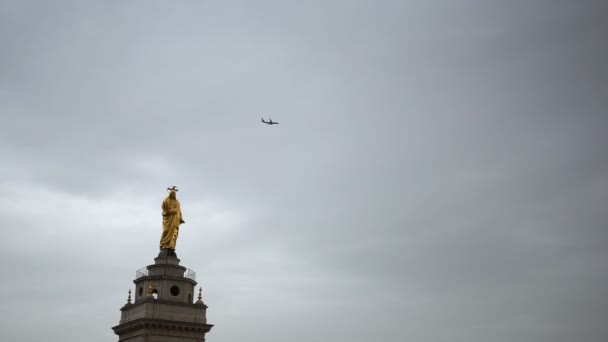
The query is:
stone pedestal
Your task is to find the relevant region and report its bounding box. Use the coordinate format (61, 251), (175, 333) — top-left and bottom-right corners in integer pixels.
(113, 252), (213, 341)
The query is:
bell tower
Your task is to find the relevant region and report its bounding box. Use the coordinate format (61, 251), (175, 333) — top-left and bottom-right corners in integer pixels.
(112, 187), (213, 341)
(112, 250), (213, 341)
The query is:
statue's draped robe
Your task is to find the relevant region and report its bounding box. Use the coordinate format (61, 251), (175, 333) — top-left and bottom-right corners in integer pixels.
(160, 191), (183, 250)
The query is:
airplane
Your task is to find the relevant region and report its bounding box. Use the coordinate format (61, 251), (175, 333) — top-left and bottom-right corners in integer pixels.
(261, 117), (279, 125)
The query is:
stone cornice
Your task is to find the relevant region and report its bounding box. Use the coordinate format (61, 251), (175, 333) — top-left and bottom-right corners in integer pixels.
(132, 274), (198, 286)
(121, 298), (208, 311)
(112, 317), (213, 335)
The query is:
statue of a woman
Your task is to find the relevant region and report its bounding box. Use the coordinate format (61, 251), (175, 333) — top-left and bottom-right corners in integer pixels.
(160, 187), (185, 255)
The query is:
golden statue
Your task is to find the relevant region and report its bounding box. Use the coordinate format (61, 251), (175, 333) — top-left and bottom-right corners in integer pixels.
(160, 186), (185, 255)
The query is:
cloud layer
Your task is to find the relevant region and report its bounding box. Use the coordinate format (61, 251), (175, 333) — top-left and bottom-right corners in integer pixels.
(1, 1), (607, 341)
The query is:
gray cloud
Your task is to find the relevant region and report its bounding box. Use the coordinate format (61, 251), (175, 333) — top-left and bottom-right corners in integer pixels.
(1, 1), (607, 341)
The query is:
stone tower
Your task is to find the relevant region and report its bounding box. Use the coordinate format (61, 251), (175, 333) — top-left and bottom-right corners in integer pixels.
(112, 250), (213, 341)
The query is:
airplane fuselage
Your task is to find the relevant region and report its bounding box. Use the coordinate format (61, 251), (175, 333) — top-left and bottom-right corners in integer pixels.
(261, 117), (279, 125)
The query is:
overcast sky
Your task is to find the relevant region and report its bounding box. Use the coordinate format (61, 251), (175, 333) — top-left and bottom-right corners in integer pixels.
(1, 1), (607, 341)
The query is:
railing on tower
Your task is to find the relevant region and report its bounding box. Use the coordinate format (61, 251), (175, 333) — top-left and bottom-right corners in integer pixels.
(184, 268), (196, 281)
(135, 267), (148, 279)
(134, 267), (196, 281)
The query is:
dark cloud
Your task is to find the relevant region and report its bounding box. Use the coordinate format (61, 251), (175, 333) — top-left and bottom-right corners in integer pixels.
(1, 1), (607, 341)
